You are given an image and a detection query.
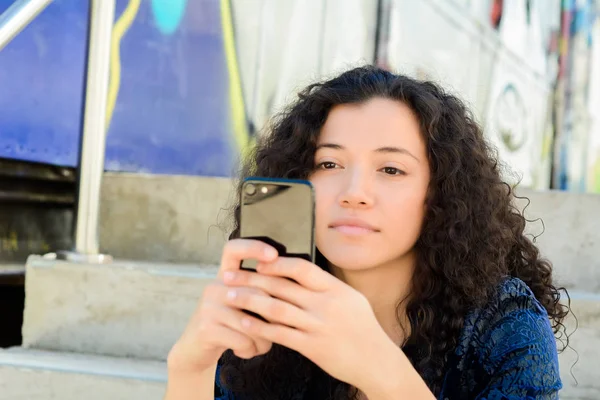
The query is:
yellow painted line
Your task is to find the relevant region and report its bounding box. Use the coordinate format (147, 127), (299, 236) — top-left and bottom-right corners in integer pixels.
(220, 0), (253, 155)
(106, 0), (141, 129)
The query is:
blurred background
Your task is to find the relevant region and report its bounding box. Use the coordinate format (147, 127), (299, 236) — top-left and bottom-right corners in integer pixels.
(0, 0), (598, 399)
(2, 0), (599, 187)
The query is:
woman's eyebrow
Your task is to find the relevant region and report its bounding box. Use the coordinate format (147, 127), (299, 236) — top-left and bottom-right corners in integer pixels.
(315, 143), (343, 151)
(374, 146), (420, 162)
(316, 143), (419, 162)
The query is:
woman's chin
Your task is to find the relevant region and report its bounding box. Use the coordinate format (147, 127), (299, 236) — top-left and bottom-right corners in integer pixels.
(321, 251), (381, 271)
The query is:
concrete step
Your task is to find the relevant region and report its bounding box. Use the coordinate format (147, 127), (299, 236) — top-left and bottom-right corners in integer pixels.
(22, 256), (600, 399)
(22, 255), (217, 361)
(557, 292), (600, 399)
(0, 347), (166, 400)
(0, 345), (594, 400)
(559, 325), (600, 400)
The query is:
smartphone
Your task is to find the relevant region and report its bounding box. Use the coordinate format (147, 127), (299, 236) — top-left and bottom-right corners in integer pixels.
(239, 177), (315, 270)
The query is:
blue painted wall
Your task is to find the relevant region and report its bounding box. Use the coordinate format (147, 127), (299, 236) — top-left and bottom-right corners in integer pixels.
(0, 0), (235, 176)
(0, 0), (88, 168)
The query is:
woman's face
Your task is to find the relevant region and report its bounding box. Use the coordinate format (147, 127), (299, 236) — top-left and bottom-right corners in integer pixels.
(310, 97), (430, 271)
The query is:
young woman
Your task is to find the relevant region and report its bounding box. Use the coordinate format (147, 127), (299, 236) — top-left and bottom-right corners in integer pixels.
(165, 66), (570, 399)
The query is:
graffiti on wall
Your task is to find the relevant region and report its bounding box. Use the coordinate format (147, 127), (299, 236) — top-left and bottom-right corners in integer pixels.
(0, 0), (598, 191)
(0, 0), (235, 176)
(231, 0), (599, 192)
(377, 0), (562, 189)
(553, 0), (600, 192)
(589, 17), (600, 192)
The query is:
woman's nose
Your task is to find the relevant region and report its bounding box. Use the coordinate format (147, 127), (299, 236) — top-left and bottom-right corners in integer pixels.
(338, 170), (374, 208)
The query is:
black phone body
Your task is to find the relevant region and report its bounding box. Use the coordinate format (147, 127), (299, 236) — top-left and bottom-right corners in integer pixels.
(239, 177), (315, 271)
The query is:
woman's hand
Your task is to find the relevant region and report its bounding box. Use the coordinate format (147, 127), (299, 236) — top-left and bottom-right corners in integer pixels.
(167, 239), (279, 375)
(221, 254), (397, 391)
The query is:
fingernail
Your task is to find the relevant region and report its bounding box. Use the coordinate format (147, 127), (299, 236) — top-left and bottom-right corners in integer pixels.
(264, 247), (277, 259)
(223, 271), (235, 282)
(227, 289), (237, 300)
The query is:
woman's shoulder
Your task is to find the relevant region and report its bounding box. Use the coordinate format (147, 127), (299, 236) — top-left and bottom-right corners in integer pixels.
(459, 276), (554, 350)
(495, 275), (544, 305)
(446, 276), (561, 398)
(478, 276), (548, 325)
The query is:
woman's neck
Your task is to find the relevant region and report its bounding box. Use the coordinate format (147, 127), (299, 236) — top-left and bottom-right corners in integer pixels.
(330, 252), (415, 346)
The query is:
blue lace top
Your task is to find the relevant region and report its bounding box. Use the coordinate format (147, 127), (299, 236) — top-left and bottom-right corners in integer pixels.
(215, 277), (562, 399)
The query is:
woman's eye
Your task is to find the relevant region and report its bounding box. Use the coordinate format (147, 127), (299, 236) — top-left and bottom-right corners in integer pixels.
(381, 167), (405, 175)
(317, 162), (338, 169)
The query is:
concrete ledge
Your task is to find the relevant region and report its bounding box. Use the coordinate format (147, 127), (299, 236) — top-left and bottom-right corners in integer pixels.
(517, 189), (600, 292)
(557, 323), (600, 399)
(557, 291), (600, 399)
(100, 173), (236, 265)
(99, 174), (600, 293)
(0, 347), (166, 381)
(22, 256), (599, 355)
(564, 291), (600, 327)
(22, 256), (218, 360)
(0, 348), (166, 400)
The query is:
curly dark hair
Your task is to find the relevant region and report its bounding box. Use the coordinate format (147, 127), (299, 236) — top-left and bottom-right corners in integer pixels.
(218, 65), (571, 399)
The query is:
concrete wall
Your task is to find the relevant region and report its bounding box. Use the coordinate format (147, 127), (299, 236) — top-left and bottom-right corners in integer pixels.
(99, 173), (600, 292)
(518, 189), (600, 292)
(99, 173), (236, 265)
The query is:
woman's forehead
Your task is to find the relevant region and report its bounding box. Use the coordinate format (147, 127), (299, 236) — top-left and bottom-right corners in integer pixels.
(317, 99), (424, 152)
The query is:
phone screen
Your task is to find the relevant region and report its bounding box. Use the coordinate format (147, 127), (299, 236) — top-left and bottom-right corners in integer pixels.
(240, 178), (315, 270)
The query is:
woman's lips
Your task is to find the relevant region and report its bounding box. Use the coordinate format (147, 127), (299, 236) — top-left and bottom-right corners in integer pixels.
(331, 225), (377, 235)
(329, 218), (379, 235)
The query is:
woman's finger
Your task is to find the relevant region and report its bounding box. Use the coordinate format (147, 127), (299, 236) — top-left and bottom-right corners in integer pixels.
(257, 257), (336, 292)
(222, 269), (312, 309)
(218, 239), (278, 278)
(210, 302), (273, 355)
(207, 323), (259, 359)
(242, 318), (307, 357)
(224, 287), (317, 330)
